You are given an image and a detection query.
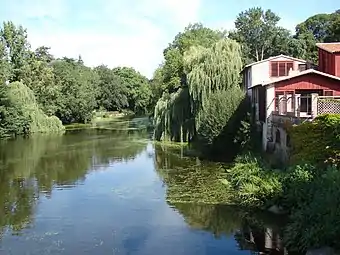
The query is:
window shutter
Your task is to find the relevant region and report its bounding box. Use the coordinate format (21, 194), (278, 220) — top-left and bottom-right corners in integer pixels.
(278, 62), (286, 76)
(271, 62), (278, 77)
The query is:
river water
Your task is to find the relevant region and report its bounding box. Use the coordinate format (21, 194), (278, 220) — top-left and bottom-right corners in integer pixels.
(0, 118), (290, 255)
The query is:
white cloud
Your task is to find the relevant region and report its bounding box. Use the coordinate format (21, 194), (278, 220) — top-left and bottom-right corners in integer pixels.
(12, 0), (202, 78)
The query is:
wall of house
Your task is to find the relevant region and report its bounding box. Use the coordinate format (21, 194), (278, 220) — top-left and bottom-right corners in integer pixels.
(244, 67), (252, 97)
(251, 57), (306, 87)
(335, 53), (340, 77)
(275, 73), (340, 95)
(262, 84), (275, 151)
(318, 48), (336, 76)
(271, 125), (290, 163)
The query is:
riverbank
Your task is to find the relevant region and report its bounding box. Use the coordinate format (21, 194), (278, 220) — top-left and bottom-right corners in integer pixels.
(156, 114), (340, 254)
(221, 154), (340, 253)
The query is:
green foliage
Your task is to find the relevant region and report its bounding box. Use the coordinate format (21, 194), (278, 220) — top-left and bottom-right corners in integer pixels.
(195, 87), (246, 157)
(0, 21), (30, 82)
(289, 114), (340, 165)
(183, 39), (242, 113)
(225, 153), (282, 207)
(0, 84), (29, 137)
(7, 82), (64, 133)
(279, 164), (315, 211)
(153, 88), (193, 142)
(95, 65), (128, 111)
(230, 7), (306, 62)
(295, 10), (340, 62)
(154, 37), (247, 158)
(0, 82), (64, 138)
(161, 23), (226, 94)
(112, 67), (152, 114)
(52, 58), (99, 124)
(224, 152), (340, 252)
(283, 165), (340, 252)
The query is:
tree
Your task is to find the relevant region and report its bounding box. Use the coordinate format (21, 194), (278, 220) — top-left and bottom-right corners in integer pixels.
(295, 11), (340, 62)
(0, 21), (30, 82)
(20, 47), (60, 116)
(95, 65), (128, 111)
(149, 66), (167, 112)
(232, 8), (281, 62)
(52, 58), (99, 124)
(0, 40), (11, 84)
(34, 46), (54, 62)
(162, 23), (226, 92)
(112, 67), (152, 114)
(154, 38), (247, 159)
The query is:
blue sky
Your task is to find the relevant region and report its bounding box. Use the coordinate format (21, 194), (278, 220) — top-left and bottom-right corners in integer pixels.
(1, 0), (338, 78)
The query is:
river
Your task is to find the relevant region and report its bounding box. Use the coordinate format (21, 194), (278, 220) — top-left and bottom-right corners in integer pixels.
(0, 118), (291, 255)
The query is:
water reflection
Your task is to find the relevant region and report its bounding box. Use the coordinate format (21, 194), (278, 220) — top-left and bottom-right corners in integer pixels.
(171, 203), (289, 255)
(154, 144), (296, 255)
(0, 127), (148, 238)
(0, 121), (301, 254)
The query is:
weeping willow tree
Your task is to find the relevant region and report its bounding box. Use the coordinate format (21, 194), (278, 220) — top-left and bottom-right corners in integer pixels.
(5, 82), (64, 135)
(154, 88), (193, 142)
(154, 38), (246, 157)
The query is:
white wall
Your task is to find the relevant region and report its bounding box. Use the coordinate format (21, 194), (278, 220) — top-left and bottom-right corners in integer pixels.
(251, 61), (269, 87)
(251, 57), (306, 88)
(266, 84), (275, 121)
(262, 84), (275, 151)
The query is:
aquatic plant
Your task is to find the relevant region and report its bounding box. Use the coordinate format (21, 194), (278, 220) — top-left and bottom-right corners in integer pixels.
(224, 153), (282, 207)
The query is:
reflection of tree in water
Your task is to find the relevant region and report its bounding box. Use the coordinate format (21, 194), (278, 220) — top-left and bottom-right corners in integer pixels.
(0, 126), (148, 237)
(154, 144), (231, 203)
(170, 203), (243, 238)
(154, 144), (292, 254)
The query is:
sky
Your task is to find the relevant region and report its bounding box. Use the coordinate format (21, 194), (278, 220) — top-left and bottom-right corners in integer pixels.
(1, 0), (338, 78)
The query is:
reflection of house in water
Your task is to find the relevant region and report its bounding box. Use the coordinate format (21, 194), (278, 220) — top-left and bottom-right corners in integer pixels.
(236, 224), (289, 255)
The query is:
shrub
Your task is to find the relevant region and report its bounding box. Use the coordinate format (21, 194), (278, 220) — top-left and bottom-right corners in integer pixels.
(284, 165), (340, 252)
(225, 153), (282, 207)
(1, 82), (65, 136)
(289, 114), (340, 165)
(195, 87), (249, 160)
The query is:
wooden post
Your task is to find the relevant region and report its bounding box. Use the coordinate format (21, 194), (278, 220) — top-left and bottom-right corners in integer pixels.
(311, 93), (318, 118)
(294, 94), (301, 117)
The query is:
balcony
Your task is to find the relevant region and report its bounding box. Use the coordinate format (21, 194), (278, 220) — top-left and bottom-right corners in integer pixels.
(271, 94), (340, 127)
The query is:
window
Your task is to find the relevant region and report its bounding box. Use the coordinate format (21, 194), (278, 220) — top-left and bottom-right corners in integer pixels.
(275, 130), (281, 144)
(298, 64), (307, 72)
(275, 91), (284, 112)
(271, 61), (294, 77)
(324, 90), (334, 96)
(300, 95), (312, 114)
(275, 91), (295, 113)
(271, 62), (278, 77)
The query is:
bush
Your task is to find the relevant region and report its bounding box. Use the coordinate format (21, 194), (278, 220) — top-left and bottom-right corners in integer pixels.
(225, 153), (282, 207)
(289, 114), (340, 165)
(0, 82), (65, 137)
(195, 87), (249, 160)
(284, 165), (340, 252)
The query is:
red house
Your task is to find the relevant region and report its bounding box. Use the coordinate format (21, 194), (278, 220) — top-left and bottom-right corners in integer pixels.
(249, 42), (340, 152)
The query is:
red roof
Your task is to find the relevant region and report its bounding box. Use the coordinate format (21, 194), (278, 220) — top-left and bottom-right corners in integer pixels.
(316, 43), (340, 53)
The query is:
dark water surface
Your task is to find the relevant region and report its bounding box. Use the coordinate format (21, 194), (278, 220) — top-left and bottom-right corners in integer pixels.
(0, 119), (288, 255)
